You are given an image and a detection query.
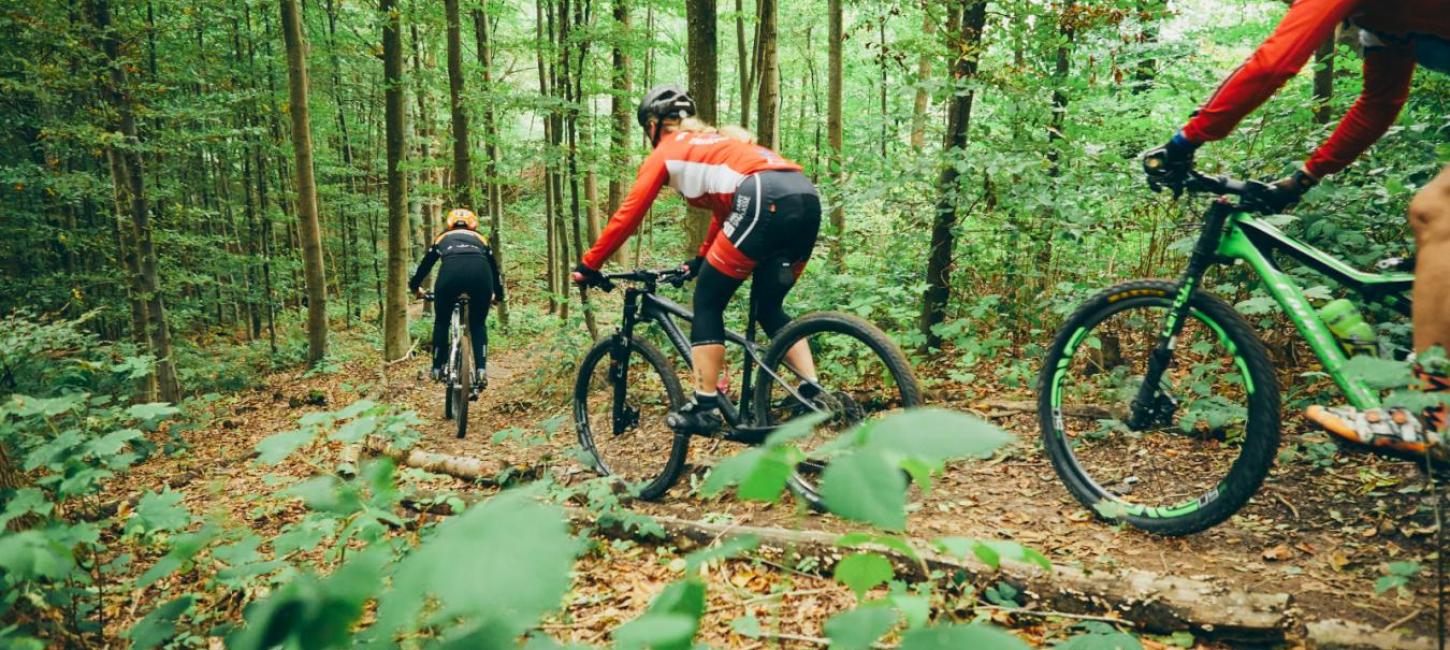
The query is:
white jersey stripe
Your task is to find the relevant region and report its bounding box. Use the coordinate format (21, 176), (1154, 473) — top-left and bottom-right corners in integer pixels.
(733, 174), (764, 247)
(664, 160), (746, 200)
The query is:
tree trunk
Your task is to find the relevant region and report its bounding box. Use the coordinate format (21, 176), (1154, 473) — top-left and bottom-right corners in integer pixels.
(754, 0), (779, 149)
(909, 1), (935, 149)
(382, 0), (410, 361)
(735, 0), (750, 129)
(280, 0), (330, 365)
(684, 0), (718, 254)
(444, 0), (474, 209)
(537, 0), (560, 315)
(93, 0), (178, 402)
(919, 0), (986, 350)
(607, 0), (632, 215)
(473, 7), (510, 325)
(827, 0), (844, 271)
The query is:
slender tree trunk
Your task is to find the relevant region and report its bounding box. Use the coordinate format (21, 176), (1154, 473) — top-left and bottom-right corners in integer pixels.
(754, 0), (779, 149)
(93, 0), (178, 402)
(537, 0), (559, 315)
(910, 0), (935, 149)
(474, 7), (509, 324)
(919, 0), (986, 350)
(827, 0), (844, 271)
(736, 0), (750, 129)
(878, 16), (888, 158)
(607, 0), (632, 215)
(684, 0), (719, 253)
(444, 0), (474, 209)
(382, 0), (410, 361)
(561, 0), (598, 338)
(280, 0), (329, 365)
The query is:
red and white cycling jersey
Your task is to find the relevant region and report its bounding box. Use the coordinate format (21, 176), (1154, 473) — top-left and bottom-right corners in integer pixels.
(580, 131), (801, 270)
(1182, 0), (1450, 178)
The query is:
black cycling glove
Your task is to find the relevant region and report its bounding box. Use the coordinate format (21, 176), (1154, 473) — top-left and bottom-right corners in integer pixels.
(1258, 168), (1318, 213)
(681, 256), (705, 280)
(1142, 131), (1199, 195)
(572, 263), (603, 287)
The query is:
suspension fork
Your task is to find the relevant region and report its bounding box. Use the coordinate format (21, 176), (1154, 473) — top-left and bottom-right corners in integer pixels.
(609, 290), (642, 434)
(1127, 199), (1232, 430)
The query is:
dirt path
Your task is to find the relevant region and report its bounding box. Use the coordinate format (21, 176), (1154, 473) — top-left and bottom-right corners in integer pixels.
(391, 339), (1440, 641)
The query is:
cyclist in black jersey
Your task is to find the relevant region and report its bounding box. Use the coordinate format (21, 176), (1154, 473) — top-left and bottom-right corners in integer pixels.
(409, 208), (504, 385)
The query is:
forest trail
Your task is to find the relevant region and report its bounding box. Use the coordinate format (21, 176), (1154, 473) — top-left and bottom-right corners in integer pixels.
(106, 329), (1439, 646)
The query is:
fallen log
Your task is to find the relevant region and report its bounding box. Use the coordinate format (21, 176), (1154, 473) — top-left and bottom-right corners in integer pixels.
(592, 512), (1290, 644)
(355, 448), (1295, 643)
(1306, 619), (1436, 650)
(352, 436), (538, 486)
(981, 399), (1123, 420)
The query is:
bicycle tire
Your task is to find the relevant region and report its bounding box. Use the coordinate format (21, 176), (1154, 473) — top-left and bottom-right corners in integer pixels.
(574, 335), (689, 501)
(752, 311), (923, 511)
(456, 335), (473, 439)
(1037, 279), (1281, 536)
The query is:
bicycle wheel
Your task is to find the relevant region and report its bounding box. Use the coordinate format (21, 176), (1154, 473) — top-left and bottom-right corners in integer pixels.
(752, 312), (922, 509)
(455, 335), (473, 439)
(574, 335), (689, 500)
(1037, 280), (1281, 536)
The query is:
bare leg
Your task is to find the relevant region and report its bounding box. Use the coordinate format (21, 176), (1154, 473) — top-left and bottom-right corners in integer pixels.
(784, 339), (817, 383)
(692, 344), (726, 394)
(1411, 164), (1450, 354)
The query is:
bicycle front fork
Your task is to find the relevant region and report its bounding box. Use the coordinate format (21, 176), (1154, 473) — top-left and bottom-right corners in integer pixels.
(1128, 200), (1232, 430)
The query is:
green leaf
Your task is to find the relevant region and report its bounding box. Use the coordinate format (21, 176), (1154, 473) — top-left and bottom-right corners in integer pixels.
(614, 578), (706, 650)
(126, 489), (192, 535)
(0, 488), (53, 529)
(138, 524), (220, 588)
(330, 415), (380, 443)
(369, 490), (580, 644)
(824, 604), (899, 650)
(835, 532), (920, 563)
(1055, 630), (1142, 650)
(862, 408), (1014, 462)
(730, 614), (763, 638)
(11, 394), (86, 418)
(976, 540), (1052, 572)
(0, 530), (75, 580)
(684, 534), (758, 574)
(230, 547), (388, 650)
(127, 595), (194, 650)
(820, 450), (908, 531)
(899, 623), (1031, 650)
(255, 427), (318, 465)
(700, 448), (764, 498)
(88, 428), (143, 456)
(891, 593), (931, 629)
(834, 552), (894, 599)
(335, 399), (377, 420)
(1343, 356), (1417, 390)
(127, 402), (180, 423)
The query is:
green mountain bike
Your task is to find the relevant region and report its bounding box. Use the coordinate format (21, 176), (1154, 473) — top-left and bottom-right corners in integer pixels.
(1037, 171), (1413, 535)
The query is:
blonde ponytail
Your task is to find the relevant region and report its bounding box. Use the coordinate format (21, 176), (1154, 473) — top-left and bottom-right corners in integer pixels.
(669, 116), (756, 144)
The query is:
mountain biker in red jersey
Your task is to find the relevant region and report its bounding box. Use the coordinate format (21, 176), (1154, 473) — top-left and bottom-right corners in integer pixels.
(572, 85), (823, 435)
(1142, 0), (1450, 459)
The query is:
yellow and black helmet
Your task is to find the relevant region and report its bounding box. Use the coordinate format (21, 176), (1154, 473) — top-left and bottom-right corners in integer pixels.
(444, 208), (479, 231)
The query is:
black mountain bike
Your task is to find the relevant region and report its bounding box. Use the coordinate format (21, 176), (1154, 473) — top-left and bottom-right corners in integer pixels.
(573, 267), (921, 506)
(1037, 171), (1413, 535)
(425, 292), (482, 439)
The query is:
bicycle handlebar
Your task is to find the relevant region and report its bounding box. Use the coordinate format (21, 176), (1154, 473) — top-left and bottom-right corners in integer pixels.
(586, 267), (690, 293)
(1183, 171), (1275, 214)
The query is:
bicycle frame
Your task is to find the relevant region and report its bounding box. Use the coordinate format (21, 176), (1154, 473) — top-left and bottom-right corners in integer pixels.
(1141, 198), (1414, 422)
(609, 280), (809, 444)
(446, 299), (471, 385)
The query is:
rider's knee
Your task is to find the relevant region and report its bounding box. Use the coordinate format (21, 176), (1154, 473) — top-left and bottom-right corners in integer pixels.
(1409, 169), (1450, 246)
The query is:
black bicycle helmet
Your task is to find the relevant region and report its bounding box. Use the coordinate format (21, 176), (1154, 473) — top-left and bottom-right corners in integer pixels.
(636, 84), (696, 142)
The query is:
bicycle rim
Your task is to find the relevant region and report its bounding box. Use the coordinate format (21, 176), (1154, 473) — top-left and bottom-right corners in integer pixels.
(752, 312), (922, 507)
(1040, 283), (1279, 535)
(573, 337), (687, 500)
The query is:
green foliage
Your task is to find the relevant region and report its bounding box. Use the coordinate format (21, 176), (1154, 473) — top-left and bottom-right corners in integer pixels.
(835, 552), (896, 599)
(1374, 561), (1421, 596)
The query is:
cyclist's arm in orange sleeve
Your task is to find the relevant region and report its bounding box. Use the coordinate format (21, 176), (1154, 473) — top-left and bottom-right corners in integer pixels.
(696, 206), (730, 258)
(1181, 0), (1360, 144)
(581, 152), (669, 270)
(1303, 43), (1415, 178)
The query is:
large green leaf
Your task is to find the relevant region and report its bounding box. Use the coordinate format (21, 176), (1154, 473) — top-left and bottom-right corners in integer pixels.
(0, 530), (74, 580)
(230, 547), (388, 650)
(0, 488), (52, 529)
(1056, 630), (1143, 650)
(862, 408), (1013, 462)
(368, 489), (580, 645)
(255, 427), (318, 465)
(127, 595), (194, 650)
(125, 489), (192, 535)
(899, 623), (1031, 650)
(825, 604), (899, 650)
(614, 578), (706, 650)
(834, 552), (894, 599)
(819, 450), (908, 531)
